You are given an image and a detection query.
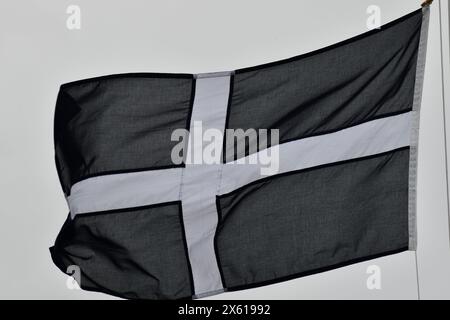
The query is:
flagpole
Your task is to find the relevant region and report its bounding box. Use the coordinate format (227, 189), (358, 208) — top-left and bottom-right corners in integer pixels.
(413, 0), (434, 301)
(416, 0), (450, 301)
(437, 0), (450, 250)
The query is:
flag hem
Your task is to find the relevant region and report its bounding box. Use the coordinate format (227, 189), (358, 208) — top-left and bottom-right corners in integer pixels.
(409, 6), (430, 250)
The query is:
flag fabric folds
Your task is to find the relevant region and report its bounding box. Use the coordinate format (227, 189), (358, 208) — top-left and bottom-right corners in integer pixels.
(50, 7), (430, 299)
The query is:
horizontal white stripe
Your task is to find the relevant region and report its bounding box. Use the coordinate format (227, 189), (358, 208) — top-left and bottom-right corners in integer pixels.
(67, 112), (412, 218)
(219, 111), (412, 195)
(67, 168), (183, 217)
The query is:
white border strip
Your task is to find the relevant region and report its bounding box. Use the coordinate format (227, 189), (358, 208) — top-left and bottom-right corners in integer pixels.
(408, 7), (430, 250)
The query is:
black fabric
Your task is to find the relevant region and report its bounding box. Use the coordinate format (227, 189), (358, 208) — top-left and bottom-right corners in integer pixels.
(223, 9), (422, 162)
(215, 148), (409, 288)
(50, 202), (194, 300)
(54, 74), (194, 195)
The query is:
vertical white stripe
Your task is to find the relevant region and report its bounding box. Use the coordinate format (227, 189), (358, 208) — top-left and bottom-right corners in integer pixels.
(181, 73), (231, 296)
